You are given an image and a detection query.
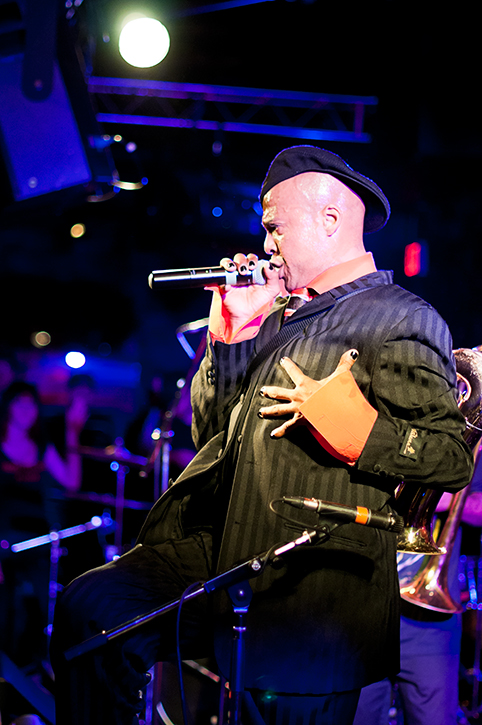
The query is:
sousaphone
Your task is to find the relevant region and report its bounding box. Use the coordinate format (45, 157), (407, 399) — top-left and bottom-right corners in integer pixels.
(397, 347), (482, 612)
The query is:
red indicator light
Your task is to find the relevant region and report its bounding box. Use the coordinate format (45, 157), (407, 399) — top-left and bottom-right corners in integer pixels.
(404, 242), (422, 277)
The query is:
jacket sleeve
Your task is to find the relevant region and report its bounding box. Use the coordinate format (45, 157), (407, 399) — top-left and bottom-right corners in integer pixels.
(356, 303), (474, 491)
(190, 334), (257, 451)
(191, 299), (284, 451)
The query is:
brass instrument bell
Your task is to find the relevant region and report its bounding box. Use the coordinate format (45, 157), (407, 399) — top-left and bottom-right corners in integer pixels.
(398, 347), (482, 613)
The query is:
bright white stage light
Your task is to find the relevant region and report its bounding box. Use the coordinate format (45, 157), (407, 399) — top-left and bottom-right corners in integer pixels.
(65, 351), (86, 369)
(119, 16), (170, 68)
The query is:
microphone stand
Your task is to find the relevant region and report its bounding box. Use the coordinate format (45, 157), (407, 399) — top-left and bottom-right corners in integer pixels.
(8, 515), (113, 645)
(140, 329), (207, 498)
(63, 527), (326, 725)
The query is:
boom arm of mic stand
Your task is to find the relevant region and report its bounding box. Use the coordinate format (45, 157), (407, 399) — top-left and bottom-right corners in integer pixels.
(139, 331), (207, 487)
(63, 529), (320, 662)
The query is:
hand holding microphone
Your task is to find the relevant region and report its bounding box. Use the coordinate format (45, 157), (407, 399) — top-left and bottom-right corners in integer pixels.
(149, 253), (283, 342)
(211, 254), (282, 340)
(148, 254), (275, 290)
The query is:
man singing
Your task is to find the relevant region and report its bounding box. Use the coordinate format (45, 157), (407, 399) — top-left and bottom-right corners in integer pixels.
(51, 146), (473, 725)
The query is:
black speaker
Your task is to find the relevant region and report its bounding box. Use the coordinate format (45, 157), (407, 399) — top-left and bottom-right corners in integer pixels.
(0, 53), (92, 202)
(0, 0), (114, 205)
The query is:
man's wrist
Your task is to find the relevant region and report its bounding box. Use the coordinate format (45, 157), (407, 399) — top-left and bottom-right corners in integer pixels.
(299, 370), (378, 464)
(210, 297), (274, 344)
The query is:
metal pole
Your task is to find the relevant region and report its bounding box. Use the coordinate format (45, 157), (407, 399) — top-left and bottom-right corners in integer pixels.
(114, 463), (126, 554)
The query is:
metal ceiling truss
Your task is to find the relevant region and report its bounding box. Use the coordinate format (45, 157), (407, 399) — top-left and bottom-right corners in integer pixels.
(88, 77), (377, 143)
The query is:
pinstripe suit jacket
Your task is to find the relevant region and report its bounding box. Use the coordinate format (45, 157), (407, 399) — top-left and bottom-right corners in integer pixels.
(138, 270), (473, 694)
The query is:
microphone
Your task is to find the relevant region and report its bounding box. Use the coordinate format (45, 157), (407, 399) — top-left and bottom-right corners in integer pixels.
(282, 496), (404, 533)
(148, 260), (268, 290)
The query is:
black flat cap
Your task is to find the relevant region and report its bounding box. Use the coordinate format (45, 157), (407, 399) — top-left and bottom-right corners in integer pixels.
(259, 145), (390, 234)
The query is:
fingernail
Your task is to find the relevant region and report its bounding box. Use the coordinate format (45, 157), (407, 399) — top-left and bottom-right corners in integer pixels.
(280, 357), (286, 365)
(258, 411), (264, 418)
(248, 260), (256, 269)
(239, 265), (247, 273)
(350, 350), (359, 360)
(259, 387), (266, 396)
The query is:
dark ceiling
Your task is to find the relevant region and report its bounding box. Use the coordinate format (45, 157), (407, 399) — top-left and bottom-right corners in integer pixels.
(0, 0), (481, 424)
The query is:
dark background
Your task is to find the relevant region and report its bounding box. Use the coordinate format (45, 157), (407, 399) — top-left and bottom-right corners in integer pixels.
(1, 0), (481, 443)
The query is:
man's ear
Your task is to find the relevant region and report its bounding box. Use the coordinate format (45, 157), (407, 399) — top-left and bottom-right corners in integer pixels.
(322, 205), (342, 236)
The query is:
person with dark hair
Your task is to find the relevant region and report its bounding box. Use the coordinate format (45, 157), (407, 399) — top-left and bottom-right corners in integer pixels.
(0, 380), (86, 666)
(47, 373), (114, 497)
(0, 380), (85, 497)
(51, 146), (473, 725)
(48, 373), (113, 453)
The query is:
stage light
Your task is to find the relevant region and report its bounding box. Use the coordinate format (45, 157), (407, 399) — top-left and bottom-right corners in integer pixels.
(31, 331), (51, 348)
(65, 351), (86, 369)
(70, 223), (86, 238)
(119, 16), (170, 68)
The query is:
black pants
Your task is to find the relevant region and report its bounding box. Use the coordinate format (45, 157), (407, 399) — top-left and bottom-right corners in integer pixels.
(51, 532), (361, 725)
(51, 534), (214, 725)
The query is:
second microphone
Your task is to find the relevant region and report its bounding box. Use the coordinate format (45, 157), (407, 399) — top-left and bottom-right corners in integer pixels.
(282, 496), (404, 533)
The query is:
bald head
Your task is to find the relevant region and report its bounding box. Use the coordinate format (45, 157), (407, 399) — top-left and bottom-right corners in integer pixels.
(262, 173), (368, 291)
(292, 172), (366, 239)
